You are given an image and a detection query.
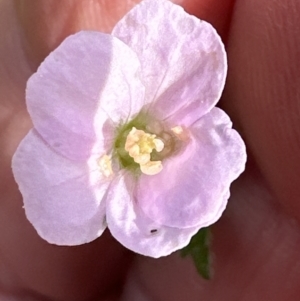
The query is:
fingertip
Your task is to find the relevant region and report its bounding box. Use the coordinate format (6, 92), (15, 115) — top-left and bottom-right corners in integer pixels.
(15, 0), (235, 68)
(14, 0), (140, 66)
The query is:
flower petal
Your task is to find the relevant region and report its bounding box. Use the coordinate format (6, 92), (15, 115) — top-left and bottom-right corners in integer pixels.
(26, 31), (145, 160)
(112, 0), (227, 126)
(136, 108), (246, 228)
(106, 172), (200, 258)
(12, 130), (110, 245)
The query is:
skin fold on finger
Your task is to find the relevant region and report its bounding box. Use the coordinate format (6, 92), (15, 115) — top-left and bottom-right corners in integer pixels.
(1, 0), (235, 300)
(221, 0), (300, 221)
(121, 164), (300, 301)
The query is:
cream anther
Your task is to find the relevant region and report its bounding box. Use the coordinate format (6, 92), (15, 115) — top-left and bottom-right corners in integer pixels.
(125, 127), (164, 175)
(98, 155), (113, 177)
(171, 125), (188, 141)
(171, 126), (183, 135)
(140, 161), (163, 175)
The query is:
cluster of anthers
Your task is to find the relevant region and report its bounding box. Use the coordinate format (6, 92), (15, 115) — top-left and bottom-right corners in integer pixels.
(124, 127), (164, 175)
(99, 122), (186, 178)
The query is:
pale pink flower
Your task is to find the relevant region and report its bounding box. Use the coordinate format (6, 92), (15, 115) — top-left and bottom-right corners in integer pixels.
(12, 0), (246, 257)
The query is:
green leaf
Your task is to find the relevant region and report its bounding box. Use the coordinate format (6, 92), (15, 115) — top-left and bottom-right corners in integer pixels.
(181, 227), (212, 280)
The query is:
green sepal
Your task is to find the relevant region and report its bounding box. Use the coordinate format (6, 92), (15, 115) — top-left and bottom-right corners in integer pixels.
(181, 227), (212, 280)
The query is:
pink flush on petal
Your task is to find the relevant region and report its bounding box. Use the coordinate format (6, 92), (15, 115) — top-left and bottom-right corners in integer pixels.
(12, 0), (246, 258)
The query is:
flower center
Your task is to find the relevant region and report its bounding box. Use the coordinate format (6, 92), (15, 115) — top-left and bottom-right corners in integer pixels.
(113, 113), (186, 175)
(125, 127), (164, 175)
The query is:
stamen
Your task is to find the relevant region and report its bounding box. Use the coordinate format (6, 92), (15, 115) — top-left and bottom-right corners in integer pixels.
(125, 127), (164, 175)
(171, 126), (183, 135)
(98, 155), (113, 177)
(140, 160), (163, 175)
(171, 125), (188, 141)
